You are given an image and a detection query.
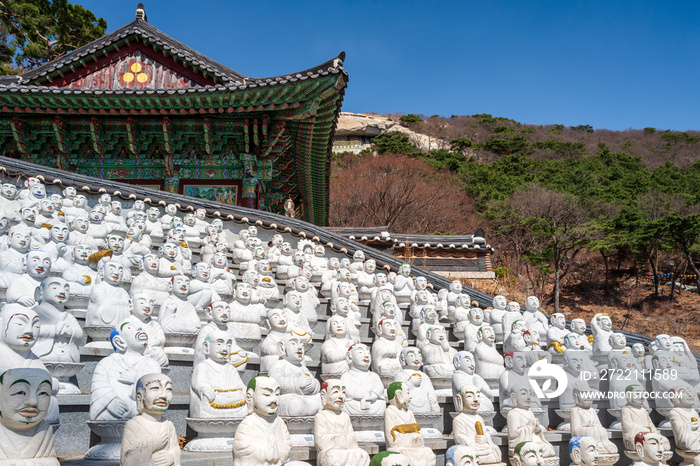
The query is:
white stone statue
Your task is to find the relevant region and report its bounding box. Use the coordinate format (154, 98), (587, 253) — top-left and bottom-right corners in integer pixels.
(313, 379), (371, 466)
(445, 445), (479, 466)
(232, 376), (292, 466)
(330, 297), (361, 343)
(423, 325), (457, 378)
(260, 308), (291, 373)
(275, 241), (294, 278)
(321, 314), (354, 376)
(33, 277), (83, 364)
(159, 274), (202, 335)
(453, 383), (503, 465)
(591, 313), (613, 355)
(89, 319), (161, 421)
(128, 294), (168, 368)
(393, 346), (439, 415)
(255, 260), (280, 303)
(631, 342), (646, 370)
(621, 384), (671, 451)
(570, 318), (593, 351)
(0, 227), (32, 279)
(474, 325), (504, 382)
(392, 263), (415, 303)
(506, 384), (557, 461)
(268, 333), (321, 417)
(523, 296), (548, 340)
(130, 254), (170, 308)
(499, 351), (543, 417)
(459, 307), (485, 352)
(340, 344), (386, 416)
(120, 373), (180, 466)
(371, 319), (403, 379)
(288, 275), (319, 326)
(452, 351), (494, 413)
(188, 262), (216, 314)
(85, 261), (130, 330)
(445, 280), (465, 321)
(570, 386), (619, 459)
(489, 294), (508, 337)
(631, 432), (667, 466)
(408, 289), (433, 334)
(569, 436), (599, 466)
(61, 243), (97, 299)
(384, 381), (436, 465)
(668, 385), (700, 455)
(189, 330), (247, 419)
(209, 251), (236, 297)
(415, 305), (441, 350)
(504, 319), (528, 354)
(266, 234), (284, 265)
(546, 313), (568, 354)
(228, 282), (265, 349)
(145, 207), (165, 243)
(6, 249), (52, 306)
(0, 368), (58, 465)
(671, 336), (700, 385)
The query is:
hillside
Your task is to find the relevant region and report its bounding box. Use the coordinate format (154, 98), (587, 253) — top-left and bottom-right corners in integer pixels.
(329, 113), (700, 350)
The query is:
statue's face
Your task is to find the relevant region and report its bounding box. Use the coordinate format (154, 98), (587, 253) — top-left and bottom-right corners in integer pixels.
(25, 251), (51, 279)
(127, 224), (142, 239)
(451, 280), (462, 293)
(314, 245), (325, 257)
(102, 261), (123, 285)
(147, 207), (160, 221)
(655, 353), (673, 370)
(139, 254), (156, 273)
(457, 353), (475, 374)
(0, 369), (52, 430)
(632, 343), (645, 358)
(524, 331), (541, 347)
(396, 383), (412, 408)
(566, 333), (582, 349)
(526, 296), (539, 310)
(381, 302), (397, 319)
(99, 193), (111, 205)
(518, 445), (544, 466)
(281, 242), (292, 254)
(72, 244), (92, 265)
(428, 326), (446, 344)
(21, 207), (36, 223)
(375, 273), (387, 286)
(493, 295), (507, 309)
(574, 389), (594, 409)
(132, 200), (145, 211)
(423, 306), (437, 322)
(328, 257), (339, 269)
(161, 243), (177, 259)
(74, 194), (87, 207)
(338, 282), (352, 298)
(2, 307), (40, 351)
(656, 334), (671, 351)
(183, 214), (195, 226)
(415, 290), (429, 304)
(1, 183), (16, 198)
(338, 269), (352, 282)
(267, 310), (286, 332)
(193, 208), (205, 220)
(283, 337), (304, 363)
(39, 199), (54, 215)
(50, 194), (63, 209)
(110, 201), (122, 214)
(380, 319), (398, 340)
(138, 374), (172, 414)
(512, 353), (528, 374)
(403, 349), (422, 368)
(212, 252), (227, 267)
(235, 283), (252, 303)
(565, 354), (583, 373)
(599, 316), (612, 331)
(335, 298), (349, 316)
(469, 308), (484, 325)
(349, 344), (371, 370)
(512, 387), (532, 408)
(72, 217), (88, 233)
(353, 250), (364, 262)
(244, 271), (259, 287)
(194, 263), (210, 281)
(399, 263), (411, 276)
(10, 230), (30, 252)
(165, 204), (177, 215)
(626, 386), (645, 407)
(285, 291), (302, 311)
(50, 225), (69, 242)
(64, 186), (76, 198)
(89, 209), (103, 222)
(481, 326), (495, 343)
(640, 435), (664, 463)
(30, 184), (46, 200)
(571, 319), (586, 333)
(618, 354), (634, 371)
(672, 342), (685, 355)
(513, 320), (527, 333)
(321, 381), (346, 411)
(339, 258), (351, 269)
(292, 251), (305, 266)
(247, 226), (257, 237)
(107, 235), (125, 253)
(676, 388), (696, 408)
(119, 320), (149, 353)
(250, 377), (281, 417)
(209, 302), (230, 325)
(204, 332), (230, 363)
(611, 333), (626, 348)
(506, 302), (520, 313)
(329, 316), (347, 337)
(132, 296), (153, 320)
(0, 215), (8, 230)
(551, 313), (565, 329)
(43, 279), (70, 305)
(172, 276), (190, 297)
(257, 260), (271, 275)
(169, 226), (185, 242)
(460, 389), (480, 412)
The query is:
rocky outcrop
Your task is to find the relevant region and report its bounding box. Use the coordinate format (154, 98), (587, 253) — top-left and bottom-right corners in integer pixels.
(334, 112), (444, 152)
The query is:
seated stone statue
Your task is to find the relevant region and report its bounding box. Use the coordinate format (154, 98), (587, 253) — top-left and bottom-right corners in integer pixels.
(415, 305), (440, 349)
(547, 313), (568, 353)
(321, 314), (354, 376)
(474, 325), (504, 382)
(340, 344), (386, 416)
(504, 320), (528, 353)
(228, 282), (265, 345)
(523, 296), (548, 340)
(89, 319), (161, 421)
(159, 275), (202, 335)
(371, 319), (403, 378)
(209, 251), (236, 297)
(120, 373), (180, 466)
(458, 307), (484, 352)
(313, 379), (371, 466)
(0, 368), (58, 465)
(268, 333), (322, 417)
(423, 325), (457, 378)
(570, 386), (618, 456)
(383, 381), (436, 466)
(288, 275), (320, 326)
(283, 290), (315, 339)
(591, 313), (614, 356)
(668, 386), (700, 452)
(569, 318), (593, 351)
(506, 384), (556, 460)
(452, 351), (495, 413)
(499, 351), (543, 417)
(195, 301), (246, 369)
(452, 384), (503, 465)
(32, 277), (81, 364)
(393, 346), (439, 415)
(621, 384), (671, 451)
(632, 432), (666, 466)
(190, 330), (247, 419)
(6, 249), (52, 306)
(255, 260), (280, 303)
(61, 243), (97, 299)
(86, 261), (130, 329)
(188, 262), (216, 313)
(260, 308), (291, 373)
(232, 376), (292, 466)
(330, 297), (361, 343)
(569, 436), (599, 466)
(128, 294), (168, 368)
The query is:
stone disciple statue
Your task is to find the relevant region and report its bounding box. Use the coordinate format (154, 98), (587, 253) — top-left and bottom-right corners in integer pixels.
(89, 320), (162, 421)
(393, 346), (439, 415)
(383, 381), (437, 466)
(86, 261), (130, 329)
(232, 376), (292, 466)
(120, 373), (180, 466)
(0, 368), (58, 465)
(668, 386), (700, 452)
(128, 294), (168, 368)
(570, 386), (619, 459)
(569, 436), (599, 466)
(340, 344), (386, 416)
(632, 432), (666, 466)
(621, 384), (671, 452)
(371, 319), (403, 378)
(452, 384), (503, 465)
(194, 301), (246, 369)
(313, 379), (371, 466)
(321, 314), (354, 376)
(33, 277), (83, 364)
(159, 274), (202, 335)
(506, 384), (557, 461)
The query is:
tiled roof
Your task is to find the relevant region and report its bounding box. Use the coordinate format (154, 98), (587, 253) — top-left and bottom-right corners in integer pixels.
(323, 227), (493, 251)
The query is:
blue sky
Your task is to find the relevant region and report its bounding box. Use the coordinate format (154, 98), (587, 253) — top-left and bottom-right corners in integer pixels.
(76, 1), (700, 131)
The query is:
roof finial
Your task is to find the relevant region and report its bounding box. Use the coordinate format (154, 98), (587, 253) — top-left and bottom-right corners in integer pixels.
(136, 3), (147, 22)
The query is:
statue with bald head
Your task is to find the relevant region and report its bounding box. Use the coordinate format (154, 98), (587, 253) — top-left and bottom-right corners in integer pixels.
(453, 384), (502, 465)
(569, 436), (599, 466)
(0, 368), (58, 465)
(120, 373), (180, 465)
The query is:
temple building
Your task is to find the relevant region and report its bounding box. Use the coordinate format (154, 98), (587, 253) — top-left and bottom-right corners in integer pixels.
(0, 6), (347, 225)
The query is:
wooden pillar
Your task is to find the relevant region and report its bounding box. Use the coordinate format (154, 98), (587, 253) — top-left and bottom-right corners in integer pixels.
(241, 178), (258, 209)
